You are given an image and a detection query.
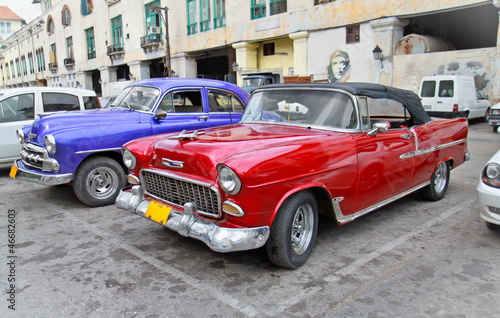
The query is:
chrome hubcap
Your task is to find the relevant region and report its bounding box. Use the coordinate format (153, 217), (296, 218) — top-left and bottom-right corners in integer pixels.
(291, 203), (314, 255)
(86, 167), (118, 199)
(433, 162), (448, 193)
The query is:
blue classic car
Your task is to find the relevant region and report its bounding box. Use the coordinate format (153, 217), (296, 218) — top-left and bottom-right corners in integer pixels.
(10, 78), (249, 206)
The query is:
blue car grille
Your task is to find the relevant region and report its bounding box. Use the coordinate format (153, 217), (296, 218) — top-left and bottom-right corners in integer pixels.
(141, 170), (220, 218)
(20, 143), (47, 170)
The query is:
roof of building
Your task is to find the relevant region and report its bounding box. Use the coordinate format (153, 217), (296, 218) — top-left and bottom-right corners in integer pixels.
(0, 6), (24, 21)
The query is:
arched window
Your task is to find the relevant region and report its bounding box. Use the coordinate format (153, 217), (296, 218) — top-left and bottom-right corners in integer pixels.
(47, 17), (55, 34)
(62, 6), (72, 26)
(6, 22), (11, 33)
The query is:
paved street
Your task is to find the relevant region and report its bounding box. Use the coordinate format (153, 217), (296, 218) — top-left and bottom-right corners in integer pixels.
(1, 120), (499, 318)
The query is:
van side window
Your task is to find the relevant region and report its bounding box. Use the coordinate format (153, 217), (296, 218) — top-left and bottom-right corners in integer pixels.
(42, 93), (80, 112)
(438, 81), (454, 98)
(421, 81), (436, 97)
(0, 93), (34, 123)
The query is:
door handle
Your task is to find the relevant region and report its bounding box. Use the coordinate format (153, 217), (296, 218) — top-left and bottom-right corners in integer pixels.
(400, 134), (411, 140)
(198, 116), (209, 121)
(437, 101), (442, 104)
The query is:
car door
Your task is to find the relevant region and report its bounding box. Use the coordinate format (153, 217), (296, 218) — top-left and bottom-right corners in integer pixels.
(0, 92), (35, 163)
(435, 79), (455, 114)
(354, 98), (415, 212)
(206, 89), (246, 126)
(152, 88), (212, 135)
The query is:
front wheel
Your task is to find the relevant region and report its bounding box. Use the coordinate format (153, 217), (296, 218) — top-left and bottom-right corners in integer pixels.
(73, 157), (127, 207)
(493, 125), (499, 133)
(266, 190), (318, 269)
(419, 161), (450, 201)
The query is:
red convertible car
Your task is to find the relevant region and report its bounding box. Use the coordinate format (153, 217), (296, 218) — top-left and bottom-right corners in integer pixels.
(116, 83), (469, 268)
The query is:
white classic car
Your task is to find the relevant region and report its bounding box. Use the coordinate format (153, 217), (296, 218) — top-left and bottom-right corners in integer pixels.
(477, 149), (500, 229)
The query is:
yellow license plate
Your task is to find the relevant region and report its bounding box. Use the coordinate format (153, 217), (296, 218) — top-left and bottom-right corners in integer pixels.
(9, 165), (18, 179)
(145, 201), (172, 225)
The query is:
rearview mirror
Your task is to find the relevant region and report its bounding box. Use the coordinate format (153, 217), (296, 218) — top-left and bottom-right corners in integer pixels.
(154, 109), (167, 120)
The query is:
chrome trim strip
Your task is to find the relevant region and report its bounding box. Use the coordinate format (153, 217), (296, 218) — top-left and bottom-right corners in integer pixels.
(116, 186), (269, 252)
(75, 147), (121, 154)
(333, 181), (431, 224)
(400, 138), (467, 160)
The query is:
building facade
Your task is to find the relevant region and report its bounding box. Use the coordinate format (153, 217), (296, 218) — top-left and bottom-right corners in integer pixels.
(0, 0), (499, 103)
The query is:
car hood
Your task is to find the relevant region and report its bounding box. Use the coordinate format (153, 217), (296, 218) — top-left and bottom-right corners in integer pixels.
(134, 123), (354, 183)
(29, 108), (143, 142)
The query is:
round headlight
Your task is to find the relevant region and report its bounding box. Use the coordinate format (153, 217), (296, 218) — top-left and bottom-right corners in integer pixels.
(482, 163), (500, 188)
(45, 134), (56, 154)
(218, 165), (241, 195)
(122, 147), (136, 169)
(16, 129), (25, 144)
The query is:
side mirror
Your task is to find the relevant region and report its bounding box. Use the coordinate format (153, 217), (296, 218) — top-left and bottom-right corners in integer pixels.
(367, 122), (389, 136)
(154, 109), (167, 120)
(485, 95), (489, 100)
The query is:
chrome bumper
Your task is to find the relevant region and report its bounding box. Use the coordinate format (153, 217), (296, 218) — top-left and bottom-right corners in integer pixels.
(115, 185), (270, 253)
(12, 160), (73, 186)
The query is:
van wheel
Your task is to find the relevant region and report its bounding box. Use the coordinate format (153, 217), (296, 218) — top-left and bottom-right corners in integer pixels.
(265, 190), (318, 269)
(73, 157), (127, 207)
(483, 108), (490, 122)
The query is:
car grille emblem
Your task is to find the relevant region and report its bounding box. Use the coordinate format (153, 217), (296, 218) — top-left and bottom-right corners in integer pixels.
(162, 158), (184, 169)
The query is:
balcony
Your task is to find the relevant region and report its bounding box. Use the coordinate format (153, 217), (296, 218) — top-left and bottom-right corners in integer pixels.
(106, 0), (120, 5)
(64, 58), (75, 68)
(140, 35), (162, 52)
(107, 45), (125, 61)
(49, 63), (58, 72)
(88, 51), (96, 60)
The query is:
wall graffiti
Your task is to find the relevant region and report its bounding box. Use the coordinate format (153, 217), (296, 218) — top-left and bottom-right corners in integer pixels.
(431, 61), (491, 92)
(327, 50), (350, 83)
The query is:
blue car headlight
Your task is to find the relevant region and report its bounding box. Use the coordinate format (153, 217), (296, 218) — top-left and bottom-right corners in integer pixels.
(45, 134), (56, 154)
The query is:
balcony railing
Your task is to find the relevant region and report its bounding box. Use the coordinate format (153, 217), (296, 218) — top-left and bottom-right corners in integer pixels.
(64, 58), (75, 67)
(88, 51), (96, 59)
(140, 35), (162, 48)
(49, 63), (58, 72)
(107, 45), (124, 55)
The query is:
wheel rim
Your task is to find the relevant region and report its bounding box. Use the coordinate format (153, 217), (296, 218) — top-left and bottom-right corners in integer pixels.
(291, 203), (314, 255)
(86, 167), (119, 199)
(433, 163), (448, 193)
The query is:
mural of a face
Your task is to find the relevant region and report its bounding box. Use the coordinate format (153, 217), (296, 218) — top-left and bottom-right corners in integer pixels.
(328, 50), (350, 83)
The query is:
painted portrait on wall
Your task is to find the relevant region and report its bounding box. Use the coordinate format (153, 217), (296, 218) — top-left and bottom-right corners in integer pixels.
(327, 50), (351, 83)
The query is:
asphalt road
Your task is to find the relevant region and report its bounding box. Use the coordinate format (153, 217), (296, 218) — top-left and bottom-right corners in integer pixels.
(1, 120), (499, 318)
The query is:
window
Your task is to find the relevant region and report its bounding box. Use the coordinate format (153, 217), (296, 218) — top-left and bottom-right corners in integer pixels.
(214, 0), (225, 28)
(263, 42), (275, 56)
(28, 53), (34, 74)
(208, 91), (245, 112)
(83, 96), (100, 109)
(200, 0), (211, 32)
(366, 98), (412, 129)
(85, 28), (95, 59)
(21, 56), (27, 76)
(62, 6), (71, 26)
(346, 25), (360, 44)
(0, 23), (4, 34)
(6, 23), (11, 33)
(15, 58), (20, 77)
(10, 61), (15, 79)
(187, 0), (197, 35)
(66, 37), (74, 60)
(5, 63), (10, 79)
(111, 15), (124, 50)
(42, 93), (80, 112)
(159, 90), (203, 113)
(145, 1), (161, 39)
(47, 18), (55, 34)
(251, 0), (266, 19)
(438, 81), (454, 98)
(270, 0), (286, 15)
(0, 94), (35, 123)
(81, 0), (93, 16)
(420, 81), (436, 97)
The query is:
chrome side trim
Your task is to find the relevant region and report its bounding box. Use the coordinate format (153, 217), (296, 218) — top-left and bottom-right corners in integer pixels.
(333, 181), (431, 224)
(75, 147), (121, 154)
(116, 186), (269, 252)
(400, 138), (467, 160)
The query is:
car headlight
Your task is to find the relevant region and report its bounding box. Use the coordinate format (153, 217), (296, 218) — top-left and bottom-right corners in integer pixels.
(482, 162), (500, 188)
(122, 147), (136, 169)
(45, 134), (56, 154)
(16, 129), (25, 144)
(218, 165), (241, 195)
(491, 109), (500, 116)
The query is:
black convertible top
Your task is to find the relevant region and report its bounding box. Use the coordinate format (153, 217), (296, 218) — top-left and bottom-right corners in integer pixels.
(256, 82), (432, 125)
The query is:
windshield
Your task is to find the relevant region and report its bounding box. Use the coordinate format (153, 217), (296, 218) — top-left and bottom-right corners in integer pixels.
(243, 78), (264, 87)
(241, 89), (357, 129)
(114, 86), (160, 111)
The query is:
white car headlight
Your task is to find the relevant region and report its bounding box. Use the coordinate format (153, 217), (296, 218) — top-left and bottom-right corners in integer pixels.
(491, 109), (500, 116)
(16, 129), (25, 144)
(45, 134), (56, 154)
(482, 163), (500, 188)
(218, 165), (241, 195)
(122, 147), (136, 169)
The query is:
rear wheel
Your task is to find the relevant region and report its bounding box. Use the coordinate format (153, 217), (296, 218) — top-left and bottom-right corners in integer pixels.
(266, 190), (318, 269)
(419, 161), (450, 201)
(483, 108), (490, 122)
(73, 157), (127, 207)
(493, 125), (499, 133)
(486, 222), (500, 230)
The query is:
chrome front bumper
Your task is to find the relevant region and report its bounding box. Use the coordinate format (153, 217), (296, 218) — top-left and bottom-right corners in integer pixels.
(11, 160), (73, 186)
(115, 185), (270, 253)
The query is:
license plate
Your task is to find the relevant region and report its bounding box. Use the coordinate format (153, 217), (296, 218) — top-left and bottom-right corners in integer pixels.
(9, 165), (18, 179)
(145, 201), (172, 225)
(423, 105), (432, 110)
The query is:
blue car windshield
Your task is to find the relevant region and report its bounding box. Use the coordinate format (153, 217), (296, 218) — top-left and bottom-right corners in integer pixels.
(115, 86), (160, 112)
(241, 90), (357, 129)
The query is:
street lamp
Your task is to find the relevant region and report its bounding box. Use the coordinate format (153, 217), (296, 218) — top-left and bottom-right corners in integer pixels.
(372, 45), (383, 61)
(231, 61), (239, 72)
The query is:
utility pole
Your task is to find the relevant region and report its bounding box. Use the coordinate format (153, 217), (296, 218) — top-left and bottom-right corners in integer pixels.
(154, 6), (172, 77)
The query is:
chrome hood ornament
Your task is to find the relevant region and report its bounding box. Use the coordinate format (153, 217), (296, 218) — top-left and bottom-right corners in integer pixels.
(162, 158), (184, 169)
(169, 129), (203, 140)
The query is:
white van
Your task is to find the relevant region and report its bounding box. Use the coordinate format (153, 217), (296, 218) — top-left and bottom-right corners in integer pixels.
(418, 75), (490, 120)
(0, 87), (100, 164)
